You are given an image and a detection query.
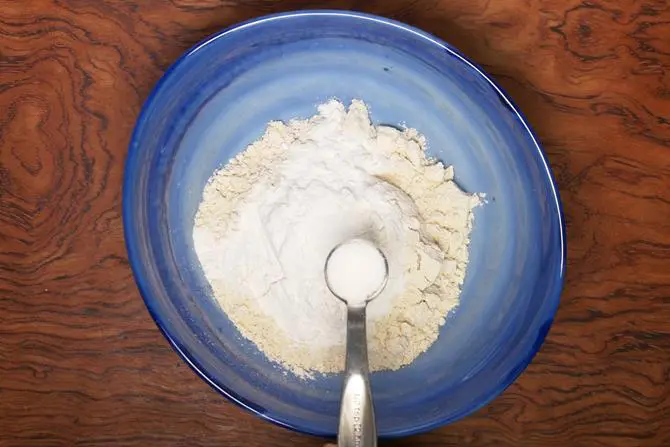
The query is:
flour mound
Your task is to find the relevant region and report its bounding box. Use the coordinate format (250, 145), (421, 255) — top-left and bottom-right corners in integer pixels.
(193, 100), (480, 378)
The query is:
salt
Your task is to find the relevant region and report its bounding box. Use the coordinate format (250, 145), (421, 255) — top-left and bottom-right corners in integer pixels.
(326, 239), (388, 306)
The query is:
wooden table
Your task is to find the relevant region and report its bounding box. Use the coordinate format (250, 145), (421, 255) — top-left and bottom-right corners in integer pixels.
(1, 1), (669, 445)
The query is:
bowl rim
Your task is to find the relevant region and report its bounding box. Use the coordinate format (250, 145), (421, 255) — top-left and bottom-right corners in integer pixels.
(123, 9), (567, 438)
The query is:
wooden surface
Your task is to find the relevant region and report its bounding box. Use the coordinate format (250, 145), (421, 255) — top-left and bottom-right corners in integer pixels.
(1, 0), (669, 445)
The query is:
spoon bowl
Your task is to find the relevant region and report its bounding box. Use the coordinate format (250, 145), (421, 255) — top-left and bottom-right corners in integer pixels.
(325, 238), (389, 306)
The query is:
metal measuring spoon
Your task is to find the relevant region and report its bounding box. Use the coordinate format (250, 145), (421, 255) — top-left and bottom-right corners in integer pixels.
(325, 238), (389, 447)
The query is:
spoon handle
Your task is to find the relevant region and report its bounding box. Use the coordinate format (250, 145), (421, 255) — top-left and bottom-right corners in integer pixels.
(338, 305), (377, 447)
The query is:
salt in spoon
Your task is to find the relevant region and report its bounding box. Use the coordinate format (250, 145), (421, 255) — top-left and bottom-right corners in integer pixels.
(325, 238), (389, 447)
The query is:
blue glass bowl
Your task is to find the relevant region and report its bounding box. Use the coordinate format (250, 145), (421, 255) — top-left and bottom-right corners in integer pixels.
(123, 10), (565, 438)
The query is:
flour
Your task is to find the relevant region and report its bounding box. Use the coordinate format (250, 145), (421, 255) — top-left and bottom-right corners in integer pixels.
(193, 100), (480, 377)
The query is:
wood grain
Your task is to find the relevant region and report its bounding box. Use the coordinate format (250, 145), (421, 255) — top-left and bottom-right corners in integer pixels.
(1, 0), (669, 445)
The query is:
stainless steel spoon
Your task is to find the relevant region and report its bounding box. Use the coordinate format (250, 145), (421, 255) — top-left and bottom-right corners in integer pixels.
(325, 239), (389, 447)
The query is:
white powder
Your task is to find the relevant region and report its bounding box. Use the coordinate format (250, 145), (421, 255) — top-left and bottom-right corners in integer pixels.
(193, 100), (480, 377)
(325, 238), (388, 305)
